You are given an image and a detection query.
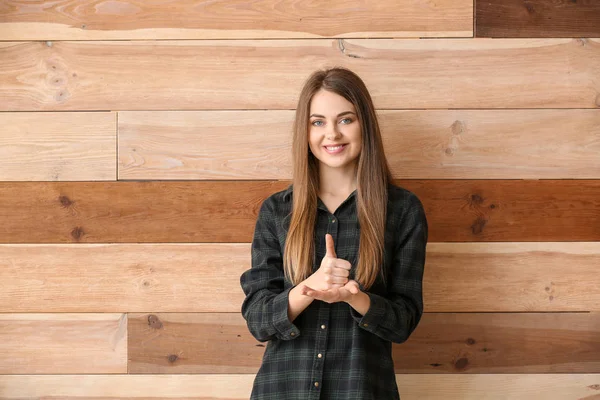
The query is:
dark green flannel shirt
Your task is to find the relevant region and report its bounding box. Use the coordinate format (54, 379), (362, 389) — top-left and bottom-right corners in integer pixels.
(240, 183), (428, 400)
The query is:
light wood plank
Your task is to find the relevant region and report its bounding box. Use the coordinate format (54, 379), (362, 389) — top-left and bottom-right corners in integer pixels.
(1, 243), (599, 313)
(0, 244), (246, 313)
(1, 374), (599, 399)
(0, 0), (472, 40)
(118, 109), (600, 180)
(0, 314), (127, 374)
(127, 312), (600, 374)
(476, 0), (600, 38)
(0, 112), (116, 181)
(118, 110), (293, 180)
(2, 39), (599, 111)
(0, 180), (599, 243)
(425, 242), (600, 312)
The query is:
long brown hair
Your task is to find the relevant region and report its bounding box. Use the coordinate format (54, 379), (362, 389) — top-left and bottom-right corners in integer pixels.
(283, 67), (392, 290)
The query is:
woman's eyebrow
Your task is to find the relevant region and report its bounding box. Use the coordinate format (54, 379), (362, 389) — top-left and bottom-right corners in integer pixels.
(309, 111), (356, 118)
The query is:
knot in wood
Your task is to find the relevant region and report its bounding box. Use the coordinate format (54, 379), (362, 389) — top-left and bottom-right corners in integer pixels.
(147, 314), (163, 329)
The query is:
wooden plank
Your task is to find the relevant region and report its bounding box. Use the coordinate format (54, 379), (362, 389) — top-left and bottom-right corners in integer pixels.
(0, 180), (598, 243)
(0, 181), (283, 243)
(118, 109), (600, 180)
(2, 39), (599, 111)
(395, 312), (600, 373)
(0, 0), (472, 40)
(0, 112), (116, 181)
(0, 244), (247, 313)
(118, 111), (294, 180)
(1, 242), (599, 313)
(476, 0), (600, 38)
(425, 242), (600, 312)
(408, 179), (600, 242)
(127, 312), (600, 374)
(1, 374), (598, 400)
(0, 314), (127, 374)
(128, 313), (260, 374)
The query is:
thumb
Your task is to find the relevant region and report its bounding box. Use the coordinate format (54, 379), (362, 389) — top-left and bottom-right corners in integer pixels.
(325, 234), (337, 258)
(347, 280), (360, 294)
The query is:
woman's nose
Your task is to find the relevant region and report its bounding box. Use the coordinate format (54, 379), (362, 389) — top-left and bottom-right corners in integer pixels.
(326, 125), (341, 140)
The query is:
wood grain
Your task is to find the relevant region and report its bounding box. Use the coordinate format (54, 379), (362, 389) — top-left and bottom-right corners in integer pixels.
(0, 181), (283, 243)
(118, 109), (600, 180)
(0, 180), (598, 243)
(476, 0), (600, 38)
(395, 312), (600, 374)
(1, 242), (599, 313)
(2, 39), (599, 111)
(1, 374), (598, 399)
(0, 244), (247, 313)
(128, 313), (260, 374)
(0, 112), (116, 181)
(0, 313), (126, 374)
(127, 312), (600, 374)
(424, 242), (600, 312)
(0, 0), (472, 40)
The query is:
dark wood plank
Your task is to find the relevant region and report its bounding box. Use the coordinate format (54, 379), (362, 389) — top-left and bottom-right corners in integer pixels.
(0, 181), (285, 243)
(0, 180), (598, 243)
(410, 179), (600, 242)
(2, 39), (599, 111)
(127, 312), (600, 374)
(476, 0), (600, 38)
(128, 313), (260, 374)
(0, 0), (472, 40)
(395, 312), (600, 373)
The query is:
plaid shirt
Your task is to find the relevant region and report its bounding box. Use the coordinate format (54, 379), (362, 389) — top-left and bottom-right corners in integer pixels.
(240, 183), (428, 400)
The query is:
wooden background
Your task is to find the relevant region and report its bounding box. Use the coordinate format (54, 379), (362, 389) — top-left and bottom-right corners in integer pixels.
(1, 1), (599, 399)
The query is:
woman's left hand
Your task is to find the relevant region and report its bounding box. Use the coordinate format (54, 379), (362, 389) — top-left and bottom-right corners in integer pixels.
(300, 280), (360, 304)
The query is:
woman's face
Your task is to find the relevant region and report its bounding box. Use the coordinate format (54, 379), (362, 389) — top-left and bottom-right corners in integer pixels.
(308, 89), (362, 173)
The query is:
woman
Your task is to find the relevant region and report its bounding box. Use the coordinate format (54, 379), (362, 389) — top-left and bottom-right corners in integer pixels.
(240, 67), (428, 399)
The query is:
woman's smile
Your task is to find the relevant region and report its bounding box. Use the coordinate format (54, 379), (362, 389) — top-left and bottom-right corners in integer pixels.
(323, 144), (347, 154)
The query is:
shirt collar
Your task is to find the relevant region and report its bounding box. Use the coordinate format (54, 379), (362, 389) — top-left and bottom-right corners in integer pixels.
(282, 184), (294, 201)
(283, 184), (358, 212)
(282, 185), (357, 198)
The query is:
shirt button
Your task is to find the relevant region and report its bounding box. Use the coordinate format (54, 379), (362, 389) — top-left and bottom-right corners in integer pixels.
(314, 382), (320, 387)
(317, 353), (323, 358)
(290, 332), (296, 336)
(321, 324), (326, 330)
(331, 218), (336, 223)
(363, 323), (369, 327)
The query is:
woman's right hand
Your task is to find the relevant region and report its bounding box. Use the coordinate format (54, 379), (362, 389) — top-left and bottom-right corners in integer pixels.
(302, 234), (351, 291)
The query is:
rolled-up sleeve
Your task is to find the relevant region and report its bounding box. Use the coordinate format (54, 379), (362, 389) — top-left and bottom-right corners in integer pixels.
(351, 192), (428, 343)
(240, 198), (301, 342)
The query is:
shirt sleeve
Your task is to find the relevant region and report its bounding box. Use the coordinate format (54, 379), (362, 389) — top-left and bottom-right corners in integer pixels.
(240, 197), (301, 342)
(350, 192), (428, 343)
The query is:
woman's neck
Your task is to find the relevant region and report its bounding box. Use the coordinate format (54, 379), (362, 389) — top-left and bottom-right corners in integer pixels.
(318, 163), (357, 198)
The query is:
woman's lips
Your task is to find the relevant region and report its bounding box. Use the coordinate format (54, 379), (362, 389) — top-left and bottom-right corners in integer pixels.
(323, 144), (347, 154)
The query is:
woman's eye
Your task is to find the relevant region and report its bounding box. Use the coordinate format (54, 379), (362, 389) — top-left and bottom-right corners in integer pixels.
(311, 120), (324, 127)
(340, 118), (352, 124)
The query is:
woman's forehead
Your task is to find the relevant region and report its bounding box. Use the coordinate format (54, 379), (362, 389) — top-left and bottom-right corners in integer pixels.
(309, 89), (356, 115)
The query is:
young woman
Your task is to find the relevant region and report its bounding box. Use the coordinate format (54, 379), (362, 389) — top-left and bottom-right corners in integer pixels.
(240, 67), (428, 400)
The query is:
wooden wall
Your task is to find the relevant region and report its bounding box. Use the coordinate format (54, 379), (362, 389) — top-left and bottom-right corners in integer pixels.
(1, 1), (599, 398)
